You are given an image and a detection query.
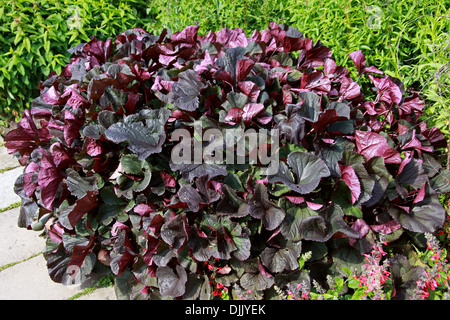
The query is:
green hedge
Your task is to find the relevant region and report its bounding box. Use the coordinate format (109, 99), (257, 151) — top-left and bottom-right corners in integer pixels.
(0, 0), (145, 124)
(1, 0), (449, 131)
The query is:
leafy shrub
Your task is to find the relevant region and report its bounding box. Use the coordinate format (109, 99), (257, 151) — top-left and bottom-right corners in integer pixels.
(397, 15), (450, 136)
(273, 233), (450, 300)
(143, 0), (450, 92)
(5, 23), (450, 300)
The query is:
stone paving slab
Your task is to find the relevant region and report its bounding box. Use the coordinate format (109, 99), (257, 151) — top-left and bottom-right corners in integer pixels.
(0, 147), (20, 171)
(0, 166), (22, 208)
(0, 254), (84, 300)
(0, 207), (116, 300)
(0, 207), (44, 267)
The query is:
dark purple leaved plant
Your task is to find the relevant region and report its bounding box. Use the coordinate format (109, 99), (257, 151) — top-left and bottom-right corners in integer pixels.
(5, 23), (449, 299)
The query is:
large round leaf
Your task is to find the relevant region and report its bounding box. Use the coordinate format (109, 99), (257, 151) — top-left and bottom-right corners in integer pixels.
(388, 183), (445, 233)
(299, 204), (359, 242)
(260, 241), (302, 273)
(156, 265), (188, 297)
(248, 183), (285, 231)
(268, 151), (331, 194)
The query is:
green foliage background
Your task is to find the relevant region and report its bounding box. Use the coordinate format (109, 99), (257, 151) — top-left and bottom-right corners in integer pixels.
(1, 0), (449, 133)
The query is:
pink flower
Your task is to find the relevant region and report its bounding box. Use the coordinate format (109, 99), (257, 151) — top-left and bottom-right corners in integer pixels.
(418, 291), (429, 300)
(216, 282), (224, 289)
(430, 252), (441, 261)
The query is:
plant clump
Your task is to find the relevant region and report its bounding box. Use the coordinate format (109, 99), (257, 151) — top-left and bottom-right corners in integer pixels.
(4, 23), (450, 300)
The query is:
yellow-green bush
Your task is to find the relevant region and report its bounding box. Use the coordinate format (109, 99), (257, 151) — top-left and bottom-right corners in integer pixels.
(0, 0), (145, 124)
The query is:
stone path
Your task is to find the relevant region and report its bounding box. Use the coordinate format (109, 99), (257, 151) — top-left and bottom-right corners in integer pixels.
(0, 139), (116, 300)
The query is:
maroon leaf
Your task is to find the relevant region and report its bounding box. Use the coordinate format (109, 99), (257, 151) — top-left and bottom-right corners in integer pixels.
(401, 129), (433, 153)
(399, 93), (424, 118)
(224, 107), (244, 124)
(419, 123), (447, 148)
(355, 130), (401, 164)
(170, 25), (199, 46)
(302, 45), (332, 68)
(348, 50), (382, 76)
(23, 173), (37, 198)
(300, 70), (331, 92)
(238, 81), (260, 101)
(194, 50), (215, 74)
(248, 183), (285, 231)
(351, 219), (370, 239)
(160, 172), (176, 188)
(338, 79), (361, 101)
(50, 142), (76, 169)
(59, 190), (98, 230)
(85, 138), (103, 157)
(143, 212), (164, 237)
(237, 59), (255, 82)
(368, 75), (403, 106)
(110, 230), (137, 277)
(4, 110), (51, 157)
(64, 109), (83, 146)
(370, 219), (402, 234)
(363, 101), (377, 115)
(134, 203), (156, 216)
(84, 37), (111, 64)
(340, 164), (361, 204)
(68, 234), (95, 272)
(242, 103), (265, 124)
(38, 149), (64, 210)
(311, 108), (348, 133)
(41, 86), (63, 105)
(87, 77), (114, 101)
(413, 183), (427, 204)
(62, 85), (89, 109)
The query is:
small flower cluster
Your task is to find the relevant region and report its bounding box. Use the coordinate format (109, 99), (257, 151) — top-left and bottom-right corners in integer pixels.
(412, 233), (450, 300)
(285, 281), (311, 300)
(204, 258), (228, 297)
(207, 233), (450, 300)
(233, 287), (261, 300)
(277, 239), (393, 300)
(351, 240), (391, 300)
